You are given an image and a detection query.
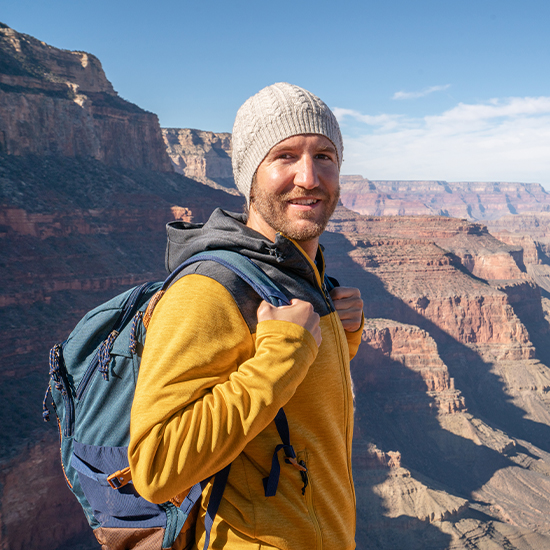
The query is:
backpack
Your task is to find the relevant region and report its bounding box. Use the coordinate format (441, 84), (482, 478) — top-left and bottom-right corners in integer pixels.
(43, 250), (298, 550)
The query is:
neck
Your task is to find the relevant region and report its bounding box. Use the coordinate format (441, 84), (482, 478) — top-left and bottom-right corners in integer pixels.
(292, 238), (319, 262)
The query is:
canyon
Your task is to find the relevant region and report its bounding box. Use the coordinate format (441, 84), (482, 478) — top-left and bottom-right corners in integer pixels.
(3, 21), (550, 550)
(154, 134), (550, 224)
(0, 22), (171, 172)
(338, 175), (550, 221)
(322, 209), (550, 548)
(162, 127), (236, 193)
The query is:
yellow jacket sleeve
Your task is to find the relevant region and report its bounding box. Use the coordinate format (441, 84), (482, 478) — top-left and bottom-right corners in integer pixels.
(129, 274), (318, 504)
(345, 313), (364, 361)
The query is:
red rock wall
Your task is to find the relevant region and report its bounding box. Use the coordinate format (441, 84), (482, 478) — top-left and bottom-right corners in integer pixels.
(0, 25), (172, 171)
(321, 206), (550, 548)
(162, 128), (235, 190)
(339, 175), (550, 221)
(0, 152), (243, 550)
(352, 320), (466, 415)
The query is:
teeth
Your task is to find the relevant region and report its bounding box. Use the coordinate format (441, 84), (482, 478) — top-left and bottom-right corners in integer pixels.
(290, 199), (318, 205)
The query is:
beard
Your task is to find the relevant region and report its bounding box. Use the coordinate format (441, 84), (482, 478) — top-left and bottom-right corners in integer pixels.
(249, 183), (340, 243)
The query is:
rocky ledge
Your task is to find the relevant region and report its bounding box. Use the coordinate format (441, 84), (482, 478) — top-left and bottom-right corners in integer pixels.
(0, 23), (172, 171)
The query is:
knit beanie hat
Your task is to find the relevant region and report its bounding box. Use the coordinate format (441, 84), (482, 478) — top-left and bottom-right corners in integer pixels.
(232, 82), (343, 203)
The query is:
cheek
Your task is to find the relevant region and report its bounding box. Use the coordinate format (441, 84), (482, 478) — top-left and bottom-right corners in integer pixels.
(263, 169), (294, 195)
(324, 172), (340, 197)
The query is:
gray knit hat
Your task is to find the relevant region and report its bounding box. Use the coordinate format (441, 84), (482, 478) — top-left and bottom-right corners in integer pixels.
(232, 82), (343, 203)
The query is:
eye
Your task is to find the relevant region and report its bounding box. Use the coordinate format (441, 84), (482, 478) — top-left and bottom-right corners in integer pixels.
(315, 152), (336, 162)
(276, 152), (294, 160)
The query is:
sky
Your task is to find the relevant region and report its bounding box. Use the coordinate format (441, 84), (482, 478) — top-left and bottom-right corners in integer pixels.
(3, 0), (550, 186)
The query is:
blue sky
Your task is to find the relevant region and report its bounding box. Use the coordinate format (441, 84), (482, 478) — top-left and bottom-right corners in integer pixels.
(3, 0), (550, 185)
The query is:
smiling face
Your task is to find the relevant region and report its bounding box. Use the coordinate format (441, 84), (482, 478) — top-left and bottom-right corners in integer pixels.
(246, 134), (340, 259)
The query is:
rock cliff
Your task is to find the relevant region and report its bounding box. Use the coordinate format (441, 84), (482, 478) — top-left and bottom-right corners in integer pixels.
(0, 152), (243, 550)
(0, 23), (172, 171)
(6, 21), (550, 550)
(322, 206), (550, 549)
(162, 128), (237, 193)
(339, 175), (550, 221)
(0, 25), (241, 547)
(486, 213), (550, 303)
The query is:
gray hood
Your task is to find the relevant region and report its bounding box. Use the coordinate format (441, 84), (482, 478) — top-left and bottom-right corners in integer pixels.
(165, 208), (324, 287)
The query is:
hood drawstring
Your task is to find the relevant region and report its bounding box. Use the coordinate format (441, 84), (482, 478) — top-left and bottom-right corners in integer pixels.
(267, 247), (284, 263)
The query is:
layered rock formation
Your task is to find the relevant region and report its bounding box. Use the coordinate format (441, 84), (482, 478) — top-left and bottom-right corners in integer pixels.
(486, 213), (550, 304)
(157, 132), (550, 222)
(6, 20), (550, 550)
(162, 128), (237, 193)
(0, 23), (243, 550)
(0, 23), (172, 171)
(322, 206), (550, 549)
(339, 175), (550, 221)
(0, 152), (243, 550)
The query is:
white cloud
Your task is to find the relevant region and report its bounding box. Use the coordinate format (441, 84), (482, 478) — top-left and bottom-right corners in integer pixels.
(336, 96), (550, 187)
(332, 108), (403, 131)
(392, 84), (451, 100)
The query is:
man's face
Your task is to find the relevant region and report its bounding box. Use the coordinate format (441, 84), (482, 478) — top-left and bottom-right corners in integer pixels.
(247, 134), (340, 248)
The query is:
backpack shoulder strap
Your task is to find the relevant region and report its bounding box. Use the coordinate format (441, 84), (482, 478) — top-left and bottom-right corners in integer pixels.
(162, 251), (295, 549)
(164, 250), (290, 307)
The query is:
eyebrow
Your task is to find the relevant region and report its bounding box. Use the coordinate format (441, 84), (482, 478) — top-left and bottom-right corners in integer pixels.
(270, 141), (337, 154)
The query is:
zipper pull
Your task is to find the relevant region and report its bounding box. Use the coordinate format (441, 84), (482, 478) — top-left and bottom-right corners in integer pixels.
(299, 460), (309, 495)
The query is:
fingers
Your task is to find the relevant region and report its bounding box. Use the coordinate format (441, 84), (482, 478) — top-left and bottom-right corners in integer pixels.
(257, 299), (322, 347)
(329, 286), (361, 301)
(256, 287), (364, 343)
(330, 286), (364, 332)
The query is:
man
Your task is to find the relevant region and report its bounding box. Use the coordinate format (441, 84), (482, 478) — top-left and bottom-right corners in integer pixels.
(129, 82), (363, 549)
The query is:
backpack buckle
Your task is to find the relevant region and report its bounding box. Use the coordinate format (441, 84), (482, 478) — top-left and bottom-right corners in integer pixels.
(107, 467), (132, 489)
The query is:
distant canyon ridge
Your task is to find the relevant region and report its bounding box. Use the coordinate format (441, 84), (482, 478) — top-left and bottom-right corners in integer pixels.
(162, 130), (550, 222)
(6, 21), (550, 550)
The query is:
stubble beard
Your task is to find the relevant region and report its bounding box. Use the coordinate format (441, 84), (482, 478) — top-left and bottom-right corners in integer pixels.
(250, 184), (340, 243)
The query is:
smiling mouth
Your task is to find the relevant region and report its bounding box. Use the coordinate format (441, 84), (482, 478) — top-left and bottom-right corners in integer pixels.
(287, 198), (321, 206)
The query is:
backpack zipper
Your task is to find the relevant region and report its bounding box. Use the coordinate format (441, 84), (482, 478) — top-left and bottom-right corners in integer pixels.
(47, 343), (76, 437)
(75, 352), (100, 400)
(75, 283), (154, 401)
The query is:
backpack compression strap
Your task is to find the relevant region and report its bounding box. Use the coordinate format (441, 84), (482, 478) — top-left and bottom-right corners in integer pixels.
(263, 408), (308, 497)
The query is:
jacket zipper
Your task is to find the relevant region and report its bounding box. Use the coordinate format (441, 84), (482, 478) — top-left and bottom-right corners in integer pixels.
(326, 300), (355, 497)
(292, 243), (357, 535)
(315, 255), (357, 508)
(285, 241), (357, 541)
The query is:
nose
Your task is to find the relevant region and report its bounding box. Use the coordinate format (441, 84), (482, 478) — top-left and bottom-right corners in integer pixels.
(293, 154), (319, 189)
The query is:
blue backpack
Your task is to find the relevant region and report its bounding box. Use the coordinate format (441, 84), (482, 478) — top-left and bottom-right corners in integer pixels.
(43, 250), (303, 550)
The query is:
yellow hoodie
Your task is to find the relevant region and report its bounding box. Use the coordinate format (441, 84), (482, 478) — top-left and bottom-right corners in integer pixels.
(129, 209), (362, 549)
